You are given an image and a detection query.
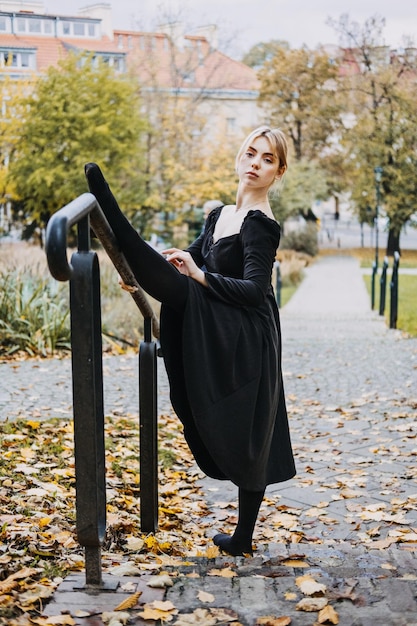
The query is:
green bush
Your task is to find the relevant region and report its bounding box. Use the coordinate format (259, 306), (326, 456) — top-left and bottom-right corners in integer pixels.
(280, 223), (318, 257)
(0, 269), (71, 356)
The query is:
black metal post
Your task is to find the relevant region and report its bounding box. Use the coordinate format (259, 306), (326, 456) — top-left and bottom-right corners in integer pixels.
(70, 216), (106, 587)
(390, 251), (400, 329)
(274, 261), (281, 308)
(374, 166), (383, 272)
(139, 317), (158, 533)
(371, 260), (377, 310)
(379, 256), (388, 316)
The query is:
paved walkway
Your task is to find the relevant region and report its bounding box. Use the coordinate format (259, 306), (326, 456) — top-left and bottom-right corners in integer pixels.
(2, 255), (417, 625)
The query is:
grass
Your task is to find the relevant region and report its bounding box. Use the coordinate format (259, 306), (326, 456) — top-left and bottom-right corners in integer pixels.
(340, 247), (417, 269)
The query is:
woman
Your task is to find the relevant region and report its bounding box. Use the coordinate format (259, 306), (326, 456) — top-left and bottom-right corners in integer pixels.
(85, 125), (296, 557)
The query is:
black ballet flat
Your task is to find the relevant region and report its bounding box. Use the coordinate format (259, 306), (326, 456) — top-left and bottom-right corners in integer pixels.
(213, 533), (253, 557)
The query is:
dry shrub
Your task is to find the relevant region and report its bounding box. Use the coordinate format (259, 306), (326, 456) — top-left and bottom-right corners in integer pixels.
(276, 249), (312, 287)
(0, 241), (49, 275)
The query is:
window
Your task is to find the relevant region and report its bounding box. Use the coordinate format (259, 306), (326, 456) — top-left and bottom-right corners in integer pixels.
(1, 51), (17, 67)
(16, 18), (26, 32)
(0, 17), (7, 32)
(28, 19), (41, 33)
(62, 21), (71, 35)
(44, 20), (52, 33)
(88, 23), (96, 36)
(74, 22), (85, 36)
(0, 49), (34, 69)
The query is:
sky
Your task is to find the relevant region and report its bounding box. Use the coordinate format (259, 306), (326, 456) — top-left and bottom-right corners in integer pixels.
(46, 0), (416, 58)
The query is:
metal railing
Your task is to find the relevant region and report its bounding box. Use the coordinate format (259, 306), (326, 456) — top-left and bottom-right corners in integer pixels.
(46, 166), (160, 587)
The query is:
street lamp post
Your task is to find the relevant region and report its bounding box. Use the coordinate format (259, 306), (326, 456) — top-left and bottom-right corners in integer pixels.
(371, 166), (383, 310)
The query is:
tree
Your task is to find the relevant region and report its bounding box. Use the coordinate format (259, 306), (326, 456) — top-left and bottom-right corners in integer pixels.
(331, 14), (417, 254)
(270, 159), (328, 226)
(242, 40), (290, 69)
(0, 77), (29, 234)
(257, 44), (349, 221)
(126, 13), (257, 243)
(8, 53), (147, 242)
(258, 45), (343, 162)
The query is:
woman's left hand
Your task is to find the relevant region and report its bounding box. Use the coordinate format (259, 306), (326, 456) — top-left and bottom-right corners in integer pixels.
(162, 248), (207, 286)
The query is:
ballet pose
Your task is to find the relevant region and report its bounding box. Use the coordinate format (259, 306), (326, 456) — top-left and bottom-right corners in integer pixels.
(85, 125), (296, 556)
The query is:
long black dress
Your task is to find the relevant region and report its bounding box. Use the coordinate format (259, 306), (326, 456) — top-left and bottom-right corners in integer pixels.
(160, 207), (296, 492)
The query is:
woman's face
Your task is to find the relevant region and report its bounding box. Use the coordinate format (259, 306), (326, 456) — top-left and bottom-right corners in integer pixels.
(237, 135), (280, 190)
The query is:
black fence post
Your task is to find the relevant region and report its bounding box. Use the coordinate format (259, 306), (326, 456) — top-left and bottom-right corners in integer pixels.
(371, 260), (377, 310)
(379, 256), (389, 316)
(274, 260), (281, 308)
(390, 251), (400, 329)
(69, 216), (106, 587)
(139, 317), (158, 533)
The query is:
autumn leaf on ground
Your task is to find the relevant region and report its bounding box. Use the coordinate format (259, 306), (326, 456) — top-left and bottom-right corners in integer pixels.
(172, 608), (217, 625)
(197, 589), (215, 603)
(108, 562), (142, 576)
(147, 573), (174, 588)
(208, 567), (237, 578)
(31, 616), (76, 625)
(255, 616), (291, 625)
(196, 545), (220, 558)
(113, 590), (142, 610)
(318, 604), (339, 624)
(295, 574), (326, 595)
(101, 611), (131, 625)
(139, 600), (179, 622)
(282, 559), (309, 568)
(296, 597), (328, 612)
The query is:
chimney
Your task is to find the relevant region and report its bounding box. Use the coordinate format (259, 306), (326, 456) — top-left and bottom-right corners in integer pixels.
(157, 21), (185, 49)
(191, 25), (218, 49)
(78, 2), (113, 40)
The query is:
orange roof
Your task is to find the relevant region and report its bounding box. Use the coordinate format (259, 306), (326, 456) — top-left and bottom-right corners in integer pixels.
(0, 23), (258, 92)
(0, 33), (123, 71)
(114, 30), (259, 92)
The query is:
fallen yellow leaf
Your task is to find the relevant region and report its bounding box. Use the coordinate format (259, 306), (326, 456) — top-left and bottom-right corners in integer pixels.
(318, 604), (339, 624)
(197, 589), (215, 603)
(284, 592), (297, 601)
(113, 590), (142, 610)
(147, 574), (174, 588)
(282, 559), (309, 568)
(255, 616), (292, 625)
(138, 607), (177, 622)
(208, 567), (237, 578)
(296, 597), (328, 612)
(295, 574), (326, 596)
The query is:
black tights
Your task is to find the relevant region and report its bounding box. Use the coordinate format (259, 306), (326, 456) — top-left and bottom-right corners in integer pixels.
(214, 487), (265, 556)
(85, 163), (188, 313)
(86, 164), (264, 556)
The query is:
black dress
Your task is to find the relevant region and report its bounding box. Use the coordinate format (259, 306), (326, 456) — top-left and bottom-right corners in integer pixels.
(160, 207), (296, 492)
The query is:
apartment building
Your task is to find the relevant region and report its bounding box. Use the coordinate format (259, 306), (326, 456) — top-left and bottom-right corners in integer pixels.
(0, 1), (261, 138)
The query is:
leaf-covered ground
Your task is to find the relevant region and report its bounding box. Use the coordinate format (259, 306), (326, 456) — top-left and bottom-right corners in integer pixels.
(0, 413), (201, 624)
(1, 386), (417, 625)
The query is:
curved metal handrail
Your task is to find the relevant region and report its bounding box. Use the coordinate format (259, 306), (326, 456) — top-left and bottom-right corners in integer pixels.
(46, 192), (160, 339)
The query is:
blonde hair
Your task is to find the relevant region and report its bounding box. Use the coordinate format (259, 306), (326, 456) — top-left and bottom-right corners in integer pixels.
(236, 126), (288, 178)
